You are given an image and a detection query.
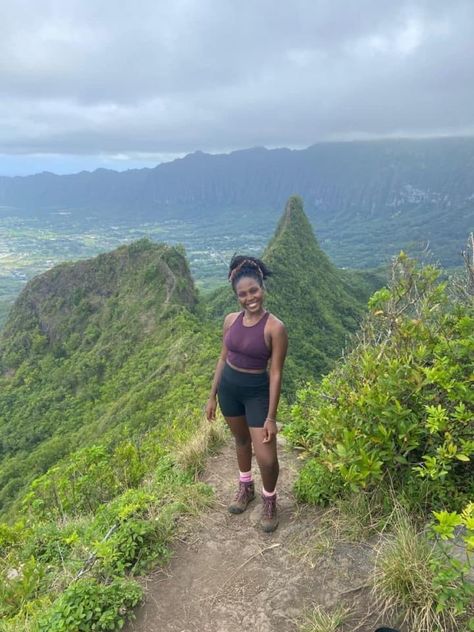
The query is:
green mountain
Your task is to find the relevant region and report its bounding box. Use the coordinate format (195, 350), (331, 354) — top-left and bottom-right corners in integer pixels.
(0, 202), (381, 628)
(0, 196), (380, 515)
(0, 239), (219, 516)
(1, 137), (473, 268)
(264, 196), (378, 389)
(208, 196), (382, 393)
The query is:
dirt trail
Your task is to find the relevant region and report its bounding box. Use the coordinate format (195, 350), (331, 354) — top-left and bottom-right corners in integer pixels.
(125, 436), (386, 632)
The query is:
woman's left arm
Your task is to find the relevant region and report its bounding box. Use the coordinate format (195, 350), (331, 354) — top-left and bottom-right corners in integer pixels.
(263, 320), (288, 443)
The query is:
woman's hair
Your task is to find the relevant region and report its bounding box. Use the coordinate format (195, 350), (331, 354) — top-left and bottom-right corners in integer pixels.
(228, 255), (272, 290)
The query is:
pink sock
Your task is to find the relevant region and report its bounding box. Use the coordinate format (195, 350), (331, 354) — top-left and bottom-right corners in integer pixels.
(262, 487), (276, 497)
(239, 470), (253, 483)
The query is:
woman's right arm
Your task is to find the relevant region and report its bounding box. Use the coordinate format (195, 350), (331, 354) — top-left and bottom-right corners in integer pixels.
(205, 314), (234, 421)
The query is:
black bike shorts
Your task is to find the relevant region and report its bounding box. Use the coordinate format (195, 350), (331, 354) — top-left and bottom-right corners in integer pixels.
(217, 363), (269, 428)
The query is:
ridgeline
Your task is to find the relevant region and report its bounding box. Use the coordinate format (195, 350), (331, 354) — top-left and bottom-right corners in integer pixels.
(208, 195), (381, 392)
(1, 137), (473, 268)
(1, 195), (470, 631)
(0, 239), (219, 516)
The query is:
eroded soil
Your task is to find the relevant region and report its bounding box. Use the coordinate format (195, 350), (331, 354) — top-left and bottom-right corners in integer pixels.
(125, 437), (392, 632)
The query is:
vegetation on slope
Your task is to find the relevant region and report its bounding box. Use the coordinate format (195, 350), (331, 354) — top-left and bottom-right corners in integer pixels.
(0, 239), (226, 629)
(285, 251), (473, 509)
(285, 250), (474, 630)
(0, 239), (220, 516)
(0, 198), (470, 630)
(207, 195), (383, 394)
(264, 195), (382, 391)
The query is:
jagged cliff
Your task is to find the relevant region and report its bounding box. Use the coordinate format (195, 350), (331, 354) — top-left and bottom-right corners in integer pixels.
(207, 196), (379, 392)
(0, 240), (218, 514)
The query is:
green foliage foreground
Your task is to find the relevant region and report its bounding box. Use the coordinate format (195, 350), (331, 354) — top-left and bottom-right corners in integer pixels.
(286, 252), (473, 630)
(286, 253), (473, 510)
(0, 436), (218, 631)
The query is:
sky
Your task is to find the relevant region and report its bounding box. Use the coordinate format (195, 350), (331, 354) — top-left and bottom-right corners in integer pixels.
(1, 0), (473, 176)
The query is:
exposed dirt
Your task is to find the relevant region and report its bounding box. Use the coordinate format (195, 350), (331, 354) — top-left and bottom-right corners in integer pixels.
(125, 436), (393, 632)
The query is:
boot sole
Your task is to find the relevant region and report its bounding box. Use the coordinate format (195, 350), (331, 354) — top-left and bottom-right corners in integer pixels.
(261, 519), (279, 533)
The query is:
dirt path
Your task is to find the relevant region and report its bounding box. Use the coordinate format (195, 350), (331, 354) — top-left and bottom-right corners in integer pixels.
(125, 436), (386, 632)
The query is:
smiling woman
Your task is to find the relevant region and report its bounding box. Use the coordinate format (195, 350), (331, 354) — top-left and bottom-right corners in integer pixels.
(205, 255), (288, 533)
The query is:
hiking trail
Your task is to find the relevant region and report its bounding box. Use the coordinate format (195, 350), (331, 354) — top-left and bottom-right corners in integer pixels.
(125, 435), (387, 632)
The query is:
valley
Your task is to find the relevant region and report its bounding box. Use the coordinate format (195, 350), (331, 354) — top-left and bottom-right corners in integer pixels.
(0, 211), (271, 327)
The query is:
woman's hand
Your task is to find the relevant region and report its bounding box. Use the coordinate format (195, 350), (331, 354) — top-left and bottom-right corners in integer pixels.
(205, 396), (217, 421)
(262, 418), (278, 443)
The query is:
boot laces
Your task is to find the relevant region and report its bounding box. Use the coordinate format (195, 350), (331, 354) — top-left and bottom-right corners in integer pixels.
(235, 481), (252, 502)
(262, 494), (276, 518)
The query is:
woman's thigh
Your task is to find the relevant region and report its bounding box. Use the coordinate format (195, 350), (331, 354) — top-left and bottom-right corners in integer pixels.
(225, 415), (252, 445)
(248, 426), (277, 465)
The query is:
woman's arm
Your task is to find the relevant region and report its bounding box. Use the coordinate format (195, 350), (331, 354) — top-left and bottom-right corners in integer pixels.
(205, 313), (236, 421)
(263, 319), (288, 443)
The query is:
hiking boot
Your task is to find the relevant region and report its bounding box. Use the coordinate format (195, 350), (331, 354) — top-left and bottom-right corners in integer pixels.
(228, 481), (255, 514)
(260, 493), (278, 532)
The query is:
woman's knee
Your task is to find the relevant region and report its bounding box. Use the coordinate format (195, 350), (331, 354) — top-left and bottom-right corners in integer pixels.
(256, 453), (279, 472)
(234, 433), (251, 448)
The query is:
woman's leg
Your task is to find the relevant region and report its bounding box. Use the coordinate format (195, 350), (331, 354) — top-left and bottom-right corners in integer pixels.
(249, 426), (279, 531)
(248, 427), (279, 492)
(225, 415), (255, 513)
(225, 415), (252, 472)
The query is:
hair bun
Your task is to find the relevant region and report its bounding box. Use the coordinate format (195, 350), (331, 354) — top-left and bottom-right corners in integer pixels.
(228, 255), (272, 287)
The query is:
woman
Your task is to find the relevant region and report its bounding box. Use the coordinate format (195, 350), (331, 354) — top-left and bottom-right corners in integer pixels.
(206, 255), (288, 532)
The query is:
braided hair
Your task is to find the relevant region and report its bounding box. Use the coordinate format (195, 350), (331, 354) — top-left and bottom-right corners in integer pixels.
(228, 255), (272, 291)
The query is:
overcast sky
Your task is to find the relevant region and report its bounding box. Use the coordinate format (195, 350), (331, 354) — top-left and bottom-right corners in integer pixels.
(1, 0), (473, 175)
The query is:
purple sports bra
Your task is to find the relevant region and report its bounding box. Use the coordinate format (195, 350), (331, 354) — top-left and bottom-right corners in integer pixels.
(224, 311), (271, 371)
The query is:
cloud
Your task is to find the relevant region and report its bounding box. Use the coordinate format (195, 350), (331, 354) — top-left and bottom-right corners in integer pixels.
(0, 0), (473, 171)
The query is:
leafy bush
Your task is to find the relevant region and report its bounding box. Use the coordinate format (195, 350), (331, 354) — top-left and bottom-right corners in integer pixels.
(286, 253), (473, 510)
(430, 503), (474, 627)
(38, 578), (142, 631)
(373, 505), (473, 632)
(0, 556), (46, 619)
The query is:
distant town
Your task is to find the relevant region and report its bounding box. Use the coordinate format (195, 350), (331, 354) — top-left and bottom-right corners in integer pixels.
(0, 211), (269, 326)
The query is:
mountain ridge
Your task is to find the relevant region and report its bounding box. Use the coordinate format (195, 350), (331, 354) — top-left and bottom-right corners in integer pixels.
(207, 196), (378, 393)
(0, 239), (218, 515)
(264, 196), (370, 390)
(1, 137), (472, 268)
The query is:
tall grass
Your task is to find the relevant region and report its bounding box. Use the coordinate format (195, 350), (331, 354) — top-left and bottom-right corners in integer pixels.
(373, 508), (462, 632)
(174, 416), (227, 478)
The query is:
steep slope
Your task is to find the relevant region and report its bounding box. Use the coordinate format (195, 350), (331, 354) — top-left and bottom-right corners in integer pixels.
(0, 240), (219, 515)
(264, 196), (371, 390)
(207, 196), (380, 393)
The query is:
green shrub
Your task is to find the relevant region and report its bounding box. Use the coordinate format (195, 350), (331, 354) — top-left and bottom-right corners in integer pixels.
(294, 459), (344, 505)
(286, 254), (473, 511)
(373, 506), (473, 632)
(38, 577), (142, 631)
(430, 503), (474, 626)
(0, 556), (46, 619)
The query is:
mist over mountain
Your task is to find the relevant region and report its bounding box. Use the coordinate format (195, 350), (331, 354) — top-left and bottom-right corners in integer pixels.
(1, 137), (472, 269)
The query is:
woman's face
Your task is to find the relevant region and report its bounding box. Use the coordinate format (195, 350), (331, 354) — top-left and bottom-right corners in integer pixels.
(235, 276), (264, 313)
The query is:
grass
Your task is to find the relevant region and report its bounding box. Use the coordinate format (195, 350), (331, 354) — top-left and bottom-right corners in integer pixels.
(174, 415), (227, 479)
(289, 489), (392, 568)
(372, 508), (463, 632)
(300, 605), (349, 632)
